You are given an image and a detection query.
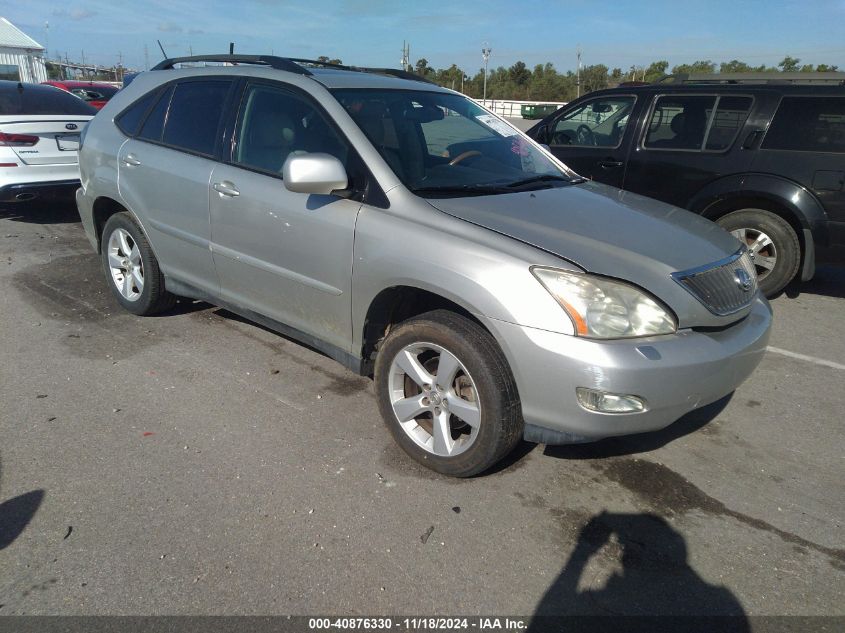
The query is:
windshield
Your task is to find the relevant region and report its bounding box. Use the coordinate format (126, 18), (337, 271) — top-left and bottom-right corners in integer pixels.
(332, 89), (575, 196)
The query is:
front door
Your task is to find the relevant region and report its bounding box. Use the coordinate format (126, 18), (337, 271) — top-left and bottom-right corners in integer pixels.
(544, 94), (638, 188)
(209, 81), (360, 351)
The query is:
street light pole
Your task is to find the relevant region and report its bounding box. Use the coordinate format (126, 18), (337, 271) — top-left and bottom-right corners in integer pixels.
(482, 44), (491, 103)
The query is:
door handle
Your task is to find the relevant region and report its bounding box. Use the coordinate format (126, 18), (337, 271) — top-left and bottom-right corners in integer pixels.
(122, 154), (141, 166)
(742, 130), (763, 150)
(598, 160), (623, 169)
(213, 181), (240, 197)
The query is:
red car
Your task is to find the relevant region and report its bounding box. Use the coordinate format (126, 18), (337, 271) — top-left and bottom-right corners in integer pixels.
(41, 80), (119, 110)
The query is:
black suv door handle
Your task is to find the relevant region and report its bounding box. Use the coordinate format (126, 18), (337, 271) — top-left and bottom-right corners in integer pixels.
(598, 160), (623, 169)
(742, 130), (763, 150)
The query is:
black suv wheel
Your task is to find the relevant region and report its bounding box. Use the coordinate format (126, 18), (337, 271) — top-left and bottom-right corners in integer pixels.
(717, 209), (801, 297)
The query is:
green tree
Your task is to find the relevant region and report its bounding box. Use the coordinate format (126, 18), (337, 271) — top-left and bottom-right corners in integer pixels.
(778, 56), (801, 72)
(644, 60), (669, 82)
(415, 58), (432, 77)
(671, 60), (716, 75)
(720, 59), (753, 73)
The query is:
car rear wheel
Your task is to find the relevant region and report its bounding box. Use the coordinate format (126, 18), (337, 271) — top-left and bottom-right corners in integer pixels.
(374, 310), (523, 477)
(716, 208), (800, 297)
(101, 212), (175, 315)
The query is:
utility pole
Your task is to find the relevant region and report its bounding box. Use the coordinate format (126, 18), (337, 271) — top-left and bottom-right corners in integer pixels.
(144, 44), (149, 71)
(400, 41), (410, 71)
(44, 22), (49, 61)
(482, 43), (491, 103)
(576, 46), (582, 98)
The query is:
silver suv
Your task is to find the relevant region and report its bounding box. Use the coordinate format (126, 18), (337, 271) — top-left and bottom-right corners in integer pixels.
(76, 55), (772, 476)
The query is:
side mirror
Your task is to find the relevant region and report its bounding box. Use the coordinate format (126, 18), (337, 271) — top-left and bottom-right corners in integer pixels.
(282, 153), (348, 195)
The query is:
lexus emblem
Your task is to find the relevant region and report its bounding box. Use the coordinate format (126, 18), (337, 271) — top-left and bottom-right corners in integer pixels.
(734, 268), (753, 292)
(65, 123), (78, 130)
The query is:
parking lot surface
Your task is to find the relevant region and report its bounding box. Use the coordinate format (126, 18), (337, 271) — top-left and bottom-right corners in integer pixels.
(0, 201), (843, 618)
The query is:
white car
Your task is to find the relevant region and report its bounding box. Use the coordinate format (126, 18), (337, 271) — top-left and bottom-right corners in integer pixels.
(0, 80), (95, 203)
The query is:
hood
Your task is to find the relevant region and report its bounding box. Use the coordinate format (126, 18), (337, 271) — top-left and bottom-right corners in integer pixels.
(425, 181), (747, 328)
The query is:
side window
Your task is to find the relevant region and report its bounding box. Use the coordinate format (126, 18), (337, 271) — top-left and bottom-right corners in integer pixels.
(116, 89), (160, 136)
(762, 96), (845, 153)
(161, 80), (232, 156)
(234, 84), (349, 175)
(138, 85), (173, 142)
(550, 96), (635, 147)
(705, 96), (753, 150)
(644, 95), (716, 150)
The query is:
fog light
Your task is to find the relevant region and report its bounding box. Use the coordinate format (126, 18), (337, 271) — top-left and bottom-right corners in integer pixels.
(576, 387), (646, 414)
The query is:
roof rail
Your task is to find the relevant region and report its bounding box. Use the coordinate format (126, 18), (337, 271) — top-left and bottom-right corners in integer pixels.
(150, 55), (312, 75)
(656, 72), (845, 85)
(287, 58), (437, 85)
(150, 54), (440, 86)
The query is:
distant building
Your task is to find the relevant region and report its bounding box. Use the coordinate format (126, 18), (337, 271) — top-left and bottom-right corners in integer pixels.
(0, 17), (48, 83)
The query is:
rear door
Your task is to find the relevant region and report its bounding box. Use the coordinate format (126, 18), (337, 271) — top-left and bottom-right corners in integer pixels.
(753, 95), (845, 245)
(0, 85), (95, 165)
(117, 78), (235, 296)
(542, 94), (639, 188)
(623, 93), (757, 208)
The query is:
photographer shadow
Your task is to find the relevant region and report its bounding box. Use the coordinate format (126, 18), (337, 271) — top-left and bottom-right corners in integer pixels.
(527, 512), (749, 632)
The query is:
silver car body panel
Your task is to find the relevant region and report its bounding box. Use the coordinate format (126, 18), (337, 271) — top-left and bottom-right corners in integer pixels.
(76, 63), (772, 442)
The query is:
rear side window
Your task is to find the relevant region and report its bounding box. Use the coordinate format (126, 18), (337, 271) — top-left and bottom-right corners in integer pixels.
(138, 86), (173, 142)
(0, 84), (97, 115)
(116, 89), (160, 136)
(705, 96), (753, 150)
(762, 96), (845, 153)
(161, 80), (231, 156)
(645, 95), (752, 152)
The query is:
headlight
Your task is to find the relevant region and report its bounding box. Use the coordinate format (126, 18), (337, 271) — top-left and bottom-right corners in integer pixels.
(531, 267), (676, 338)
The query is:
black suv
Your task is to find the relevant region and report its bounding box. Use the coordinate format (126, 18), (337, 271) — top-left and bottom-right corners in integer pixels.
(527, 74), (845, 296)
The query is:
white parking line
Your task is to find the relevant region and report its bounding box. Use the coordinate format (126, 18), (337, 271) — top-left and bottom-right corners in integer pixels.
(766, 346), (845, 371)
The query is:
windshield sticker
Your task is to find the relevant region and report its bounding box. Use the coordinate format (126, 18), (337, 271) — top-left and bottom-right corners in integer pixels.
(475, 114), (518, 137)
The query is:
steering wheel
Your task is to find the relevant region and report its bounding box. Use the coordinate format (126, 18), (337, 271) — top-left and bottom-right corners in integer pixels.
(575, 124), (596, 146)
(449, 150), (482, 166)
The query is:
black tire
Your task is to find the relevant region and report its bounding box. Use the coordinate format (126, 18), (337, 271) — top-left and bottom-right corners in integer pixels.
(100, 212), (176, 315)
(716, 208), (801, 298)
(374, 310), (523, 477)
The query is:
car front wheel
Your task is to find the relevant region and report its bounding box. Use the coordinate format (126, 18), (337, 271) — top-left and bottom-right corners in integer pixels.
(374, 310), (523, 477)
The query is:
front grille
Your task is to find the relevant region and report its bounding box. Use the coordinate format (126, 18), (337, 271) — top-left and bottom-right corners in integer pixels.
(672, 249), (758, 316)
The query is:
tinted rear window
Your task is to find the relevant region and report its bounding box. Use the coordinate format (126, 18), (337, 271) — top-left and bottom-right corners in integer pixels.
(0, 83), (97, 115)
(138, 85), (173, 142)
(116, 89), (160, 136)
(763, 96), (845, 153)
(161, 80), (231, 156)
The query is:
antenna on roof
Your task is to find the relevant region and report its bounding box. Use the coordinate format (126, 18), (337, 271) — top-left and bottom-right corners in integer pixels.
(157, 39), (168, 59)
(229, 42), (235, 55)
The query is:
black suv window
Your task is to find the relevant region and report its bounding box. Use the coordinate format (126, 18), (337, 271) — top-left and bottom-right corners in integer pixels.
(551, 96), (635, 147)
(762, 96), (845, 153)
(161, 80), (232, 156)
(234, 83), (349, 175)
(645, 95), (752, 152)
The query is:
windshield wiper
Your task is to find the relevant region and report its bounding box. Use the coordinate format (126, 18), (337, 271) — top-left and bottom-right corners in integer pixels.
(411, 184), (513, 196)
(503, 174), (574, 189)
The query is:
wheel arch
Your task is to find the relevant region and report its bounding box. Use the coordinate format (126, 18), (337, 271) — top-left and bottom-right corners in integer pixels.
(92, 196), (154, 254)
(359, 285), (495, 377)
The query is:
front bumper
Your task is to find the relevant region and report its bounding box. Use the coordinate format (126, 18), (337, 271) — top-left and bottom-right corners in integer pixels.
(0, 179), (80, 203)
(483, 295), (772, 442)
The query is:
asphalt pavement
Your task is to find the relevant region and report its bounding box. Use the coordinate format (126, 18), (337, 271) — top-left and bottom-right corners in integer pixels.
(0, 200), (843, 619)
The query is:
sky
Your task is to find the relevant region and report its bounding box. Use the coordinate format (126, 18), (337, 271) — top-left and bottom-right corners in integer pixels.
(2, 0), (844, 74)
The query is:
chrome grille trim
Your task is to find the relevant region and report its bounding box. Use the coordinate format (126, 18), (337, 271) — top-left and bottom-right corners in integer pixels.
(671, 248), (758, 316)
